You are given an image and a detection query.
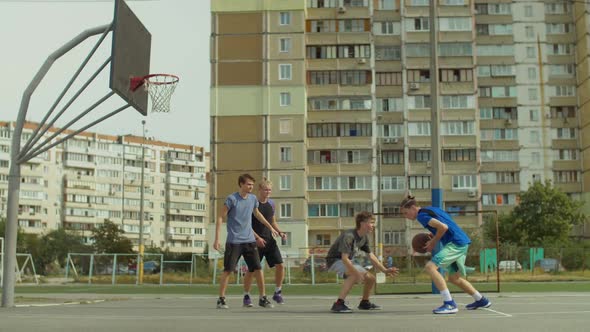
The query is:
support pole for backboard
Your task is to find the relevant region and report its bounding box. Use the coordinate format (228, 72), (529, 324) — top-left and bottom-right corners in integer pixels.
(2, 24), (117, 308)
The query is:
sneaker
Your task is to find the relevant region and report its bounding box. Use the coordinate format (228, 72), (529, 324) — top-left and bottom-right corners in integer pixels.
(272, 291), (285, 304)
(331, 300), (353, 313)
(216, 297), (229, 309)
(465, 297), (491, 310)
(358, 300), (382, 310)
(259, 296), (274, 308)
(433, 301), (458, 314)
(243, 294), (253, 307)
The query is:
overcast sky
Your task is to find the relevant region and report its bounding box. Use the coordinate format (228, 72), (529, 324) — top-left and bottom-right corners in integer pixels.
(0, 0), (210, 148)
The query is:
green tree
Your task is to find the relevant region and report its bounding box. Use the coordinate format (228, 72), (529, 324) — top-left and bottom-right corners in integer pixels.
(493, 181), (585, 247)
(90, 220), (133, 254)
(0, 218), (31, 252)
(31, 229), (90, 274)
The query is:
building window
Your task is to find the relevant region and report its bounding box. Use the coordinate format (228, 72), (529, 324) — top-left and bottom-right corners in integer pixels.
(407, 70), (430, 83)
(406, 17), (429, 31)
(452, 175), (477, 189)
(381, 150), (403, 164)
(279, 38), (291, 53)
(408, 176), (431, 189)
(374, 21), (400, 35)
(525, 5), (533, 17)
(280, 203), (292, 218)
(384, 231), (406, 245)
(528, 88), (538, 101)
(376, 72), (402, 85)
(526, 47), (535, 58)
(279, 119), (292, 135)
(280, 175), (292, 190)
(525, 26), (534, 38)
(279, 12), (291, 25)
(528, 67), (536, 79)
(529, 110), (539, 121)
(315, 234), (331, 246)
(280, 92), (291, 106)
(280, 147), (292, 162)
(378, 0), (396, 10)
(309, 204), (339, 217)
(409, 149), (431, 162)
(279, 64), (292, 80)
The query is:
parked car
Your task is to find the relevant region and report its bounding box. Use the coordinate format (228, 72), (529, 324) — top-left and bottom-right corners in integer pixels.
(498, 260), (522, 272)
(128, 261), (160, 275)
(302, 257), (328, 273)
(535, 258), (565, 272)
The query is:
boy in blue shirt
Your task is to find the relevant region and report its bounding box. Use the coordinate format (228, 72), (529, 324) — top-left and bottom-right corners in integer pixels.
(400, 195), (492, 314)
(213, 174), (278, 309)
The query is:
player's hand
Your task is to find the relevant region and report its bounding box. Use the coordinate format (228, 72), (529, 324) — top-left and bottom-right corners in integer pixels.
(271, 229), (279, 237)
(256, 237), (267, 248)
(279, 232), (287, 240)
(385, 267), (399, 277)
(213, 240), (221, 251)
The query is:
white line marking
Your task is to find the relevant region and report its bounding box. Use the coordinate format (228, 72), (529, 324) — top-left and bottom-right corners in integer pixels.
(482, 307), (512, 317)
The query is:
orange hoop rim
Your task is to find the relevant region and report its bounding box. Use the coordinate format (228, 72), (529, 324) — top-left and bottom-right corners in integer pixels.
(130, 73), (179, 91)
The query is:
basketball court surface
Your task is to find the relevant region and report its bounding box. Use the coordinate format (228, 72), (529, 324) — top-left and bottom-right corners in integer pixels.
(0, 292), (588, 331)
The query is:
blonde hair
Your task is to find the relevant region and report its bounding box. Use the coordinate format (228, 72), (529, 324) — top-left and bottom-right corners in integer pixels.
(258, 177), (273, 190)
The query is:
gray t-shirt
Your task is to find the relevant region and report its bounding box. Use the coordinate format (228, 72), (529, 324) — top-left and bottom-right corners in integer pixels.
(326, 229), (371, 268)
(225, 192), (259, 244)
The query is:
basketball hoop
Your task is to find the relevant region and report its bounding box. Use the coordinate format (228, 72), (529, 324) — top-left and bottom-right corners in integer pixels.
(130, 74), (179, 113)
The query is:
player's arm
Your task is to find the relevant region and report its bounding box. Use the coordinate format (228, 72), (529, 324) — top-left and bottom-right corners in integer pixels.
(270, 215), (287, 240)
(425, 218), (448, 252)
(368, 252), (399, 277)
(253, 208), (279, 237)
(213, 205), (228, 251)
(253, 230), (266, 247)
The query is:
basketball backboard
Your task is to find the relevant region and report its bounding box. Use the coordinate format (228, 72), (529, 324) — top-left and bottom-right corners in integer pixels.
(110, 0), (151, 116)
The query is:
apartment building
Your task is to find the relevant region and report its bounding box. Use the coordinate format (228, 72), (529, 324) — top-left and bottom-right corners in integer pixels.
(210, 0), (590, 256)
(0, 121), (208, 253)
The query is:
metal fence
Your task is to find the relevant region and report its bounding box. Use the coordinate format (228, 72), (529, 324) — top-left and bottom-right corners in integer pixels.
(62, 247), (590, 287)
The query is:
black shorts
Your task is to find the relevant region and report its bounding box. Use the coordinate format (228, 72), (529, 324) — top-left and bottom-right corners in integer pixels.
(223, 242), (261, 272)
(258, 239), (283, 268)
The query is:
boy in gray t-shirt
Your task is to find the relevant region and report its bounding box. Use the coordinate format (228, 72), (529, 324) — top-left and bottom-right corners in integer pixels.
(325, 211), (398, 313)
(213, 174), (278, 309)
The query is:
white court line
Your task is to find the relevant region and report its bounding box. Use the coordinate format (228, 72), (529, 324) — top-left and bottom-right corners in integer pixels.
(15, 300), (105, 308)
(481, 307), (512, 317)
(512, 310), (590, 316)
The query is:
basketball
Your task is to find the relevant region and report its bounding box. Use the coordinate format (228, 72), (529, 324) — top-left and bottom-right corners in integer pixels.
(412, 233), (432, 253)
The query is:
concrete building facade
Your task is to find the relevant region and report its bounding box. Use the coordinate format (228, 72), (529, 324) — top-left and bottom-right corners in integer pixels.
(0, 121), (208, 253)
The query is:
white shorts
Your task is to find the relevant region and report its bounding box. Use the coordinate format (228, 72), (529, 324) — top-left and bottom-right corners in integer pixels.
(328, 260), (367, 278)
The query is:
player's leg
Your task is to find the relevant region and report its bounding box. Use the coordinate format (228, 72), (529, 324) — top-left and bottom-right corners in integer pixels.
(242, 245), (266, 307)
(427, 245), (459, 314)
(242, 243), (273, 308)
(217, 243), (240, 309)
(264, 240), (285, 304)
(328, 260), (355, 313)
(358, 270), (382, 310)
(446, 247), (491, 310)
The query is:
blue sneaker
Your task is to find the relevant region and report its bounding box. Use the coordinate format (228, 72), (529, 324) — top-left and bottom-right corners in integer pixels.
(466, 297), (491, 310)
(243, 294), (253, 307)
(433, 301), (458, 314)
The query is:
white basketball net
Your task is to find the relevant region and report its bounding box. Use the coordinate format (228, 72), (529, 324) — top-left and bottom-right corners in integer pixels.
(144, 74), (179, 113)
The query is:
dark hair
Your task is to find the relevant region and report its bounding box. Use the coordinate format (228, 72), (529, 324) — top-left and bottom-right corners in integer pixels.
(355, 211), (374, 229)
(238, 173), (255, 186)
(400, 195), (417, 209)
